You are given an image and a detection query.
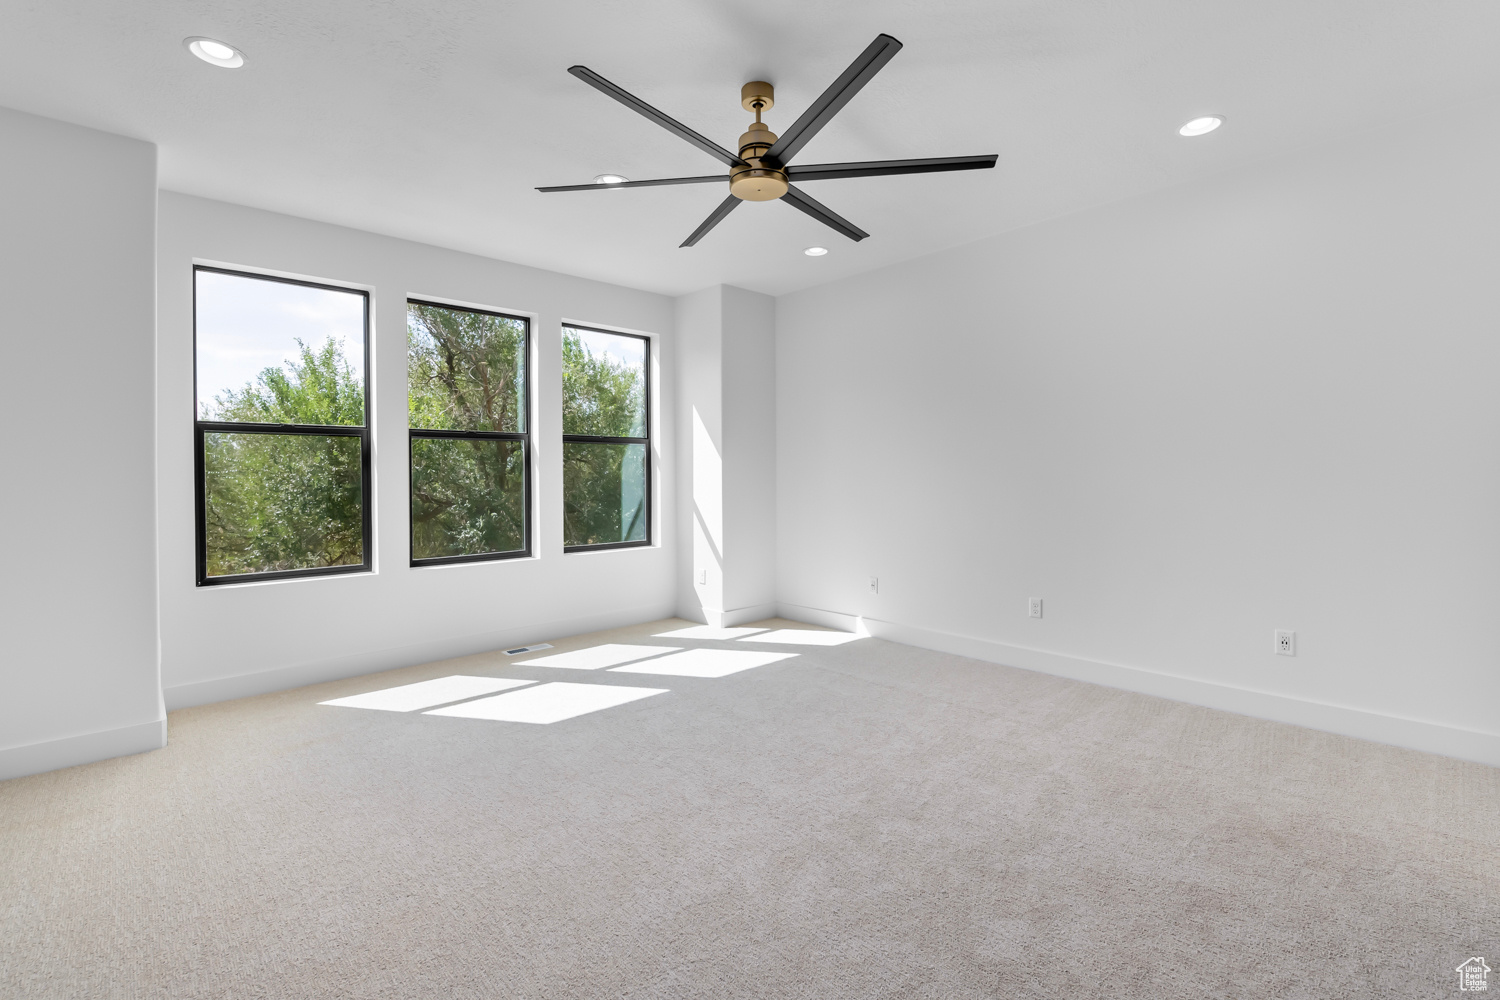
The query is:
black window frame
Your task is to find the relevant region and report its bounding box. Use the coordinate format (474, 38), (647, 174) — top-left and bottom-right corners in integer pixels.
(407, 299), (533, 568)
(193, 265), (373, 587)
(561, 325), (652, 554)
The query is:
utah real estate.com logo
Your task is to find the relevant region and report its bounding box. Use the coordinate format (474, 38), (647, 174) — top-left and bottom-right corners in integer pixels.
(1457, 957), (1491, 992)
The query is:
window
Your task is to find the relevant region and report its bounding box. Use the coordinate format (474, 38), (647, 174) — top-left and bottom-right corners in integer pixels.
(407, 300), (530, 564)
(194, 267), (371, 585)
(561, 326), (650, 550)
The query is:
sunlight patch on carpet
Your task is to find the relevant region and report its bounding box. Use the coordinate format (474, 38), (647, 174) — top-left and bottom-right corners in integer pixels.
(424, 682), (668, 724)
(610, 648), (796, 678)
(651, 626), (769, 640)
(515, 644), (679, 670)
(320, 676), (533, 713)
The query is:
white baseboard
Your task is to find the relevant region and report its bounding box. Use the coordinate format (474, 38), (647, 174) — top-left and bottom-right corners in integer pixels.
(777, 603), (872, 634)
(776, 602), (1500, 768)
(0, 718), (167, 783)
(677, 602), (780, 629)
(164, 601), (677, 711)
(722, 602), (779, 627)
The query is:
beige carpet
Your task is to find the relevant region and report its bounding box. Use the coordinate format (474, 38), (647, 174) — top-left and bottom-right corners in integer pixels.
(2, 617), (1496, 998)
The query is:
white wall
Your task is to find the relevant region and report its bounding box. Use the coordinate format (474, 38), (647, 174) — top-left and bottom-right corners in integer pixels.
(674, 285), (776, 626)
(158, 193), (677, 708)
(720, 286), (776, 616)
(675, 287), (724, 622)
(775, 96), (1500, 766)
(0, 108), (163, 779)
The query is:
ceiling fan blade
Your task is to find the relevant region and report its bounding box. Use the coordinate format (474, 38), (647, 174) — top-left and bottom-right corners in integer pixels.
(764, 34), (903, 167)
(787, 154), (998, 183)
(537, 175), (724, 193)
(681, 195), (742, 247)
(568, 66), (746, 168)
(781, 185), (870, 242)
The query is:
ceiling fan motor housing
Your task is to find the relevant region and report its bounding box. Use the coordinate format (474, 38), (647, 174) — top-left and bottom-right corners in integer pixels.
(730, 82), (788, 201)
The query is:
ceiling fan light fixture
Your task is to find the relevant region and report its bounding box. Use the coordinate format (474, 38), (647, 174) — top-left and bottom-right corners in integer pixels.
(593, 173), (629, 185)
(1178, 115), (1223, 137)
(804, 246), (829, 256)
(185, 36), (245, 68)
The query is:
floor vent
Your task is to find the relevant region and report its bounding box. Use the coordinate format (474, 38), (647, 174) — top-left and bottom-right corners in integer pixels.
(504, 643), (554, 656)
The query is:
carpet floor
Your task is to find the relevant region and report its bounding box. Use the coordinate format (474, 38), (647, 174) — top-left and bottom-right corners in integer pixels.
(2, 617), (1496, 998)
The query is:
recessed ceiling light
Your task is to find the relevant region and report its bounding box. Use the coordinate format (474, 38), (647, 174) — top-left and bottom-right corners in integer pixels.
(1178, 115), (1223, 137)
(593, 174), (629, 185)
(185, 36), (245, 68)
(804, 246), (829, 256)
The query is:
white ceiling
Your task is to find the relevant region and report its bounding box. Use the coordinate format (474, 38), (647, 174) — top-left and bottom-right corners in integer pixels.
(3, 0), (1498, 296)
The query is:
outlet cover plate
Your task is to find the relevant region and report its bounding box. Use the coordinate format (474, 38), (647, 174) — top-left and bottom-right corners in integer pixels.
(1275, 630), (1295, 656)
(1029, 597), (1043, 619)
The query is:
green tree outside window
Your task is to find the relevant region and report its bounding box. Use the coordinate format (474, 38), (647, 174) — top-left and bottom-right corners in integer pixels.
(562, 327), (649, 548)
(407, 302), (529, 562)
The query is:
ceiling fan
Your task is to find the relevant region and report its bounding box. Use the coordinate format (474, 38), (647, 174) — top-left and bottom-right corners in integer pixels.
(537, 33), (998, 247)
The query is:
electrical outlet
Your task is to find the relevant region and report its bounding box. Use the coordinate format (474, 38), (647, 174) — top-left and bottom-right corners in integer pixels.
(869, 576), (878, 594)
(697, 569), (706, 586)
(1275, 630), (1295, 656)
(1029, 597), (1043, 619)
